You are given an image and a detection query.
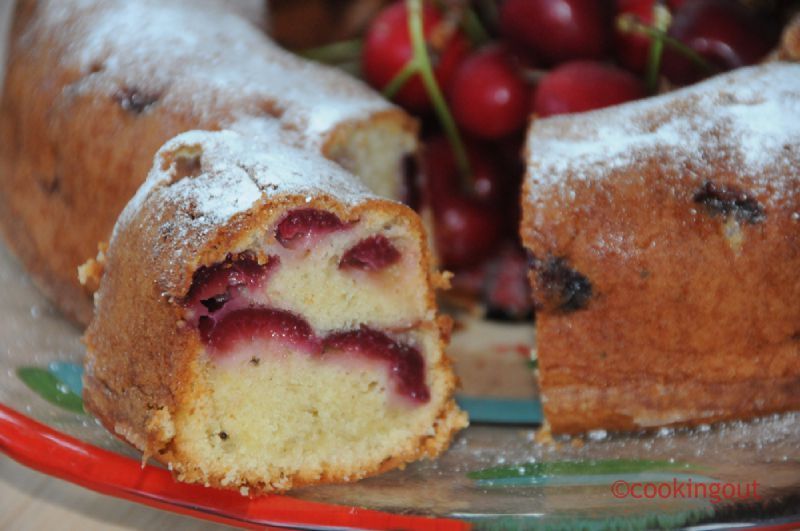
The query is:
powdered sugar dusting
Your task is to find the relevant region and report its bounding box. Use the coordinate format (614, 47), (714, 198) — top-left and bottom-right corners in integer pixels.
(117, 126), (376, 244)
(32, 0), (393, 146)
(526, 63), (800, 204)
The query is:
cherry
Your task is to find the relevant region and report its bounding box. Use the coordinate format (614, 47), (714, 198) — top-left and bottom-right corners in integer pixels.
(483, 244), (533, 321)
(324, 327), (429, 403)
(275, 209), (347, 249)
(362, 1), (468, 112)
(532, 60), (646, 117)
(422, 137), (507, 268)
(662, 0), (778, 85)
(424, 136), (507, 206)
(433, 194), (503, 269)
(447, 46), (530, 140)
(201, 308), (320, 354)
(184, 253), (276, 318)
(500, 0), (613, 65)
(614, 0), (659, 73)
(339, 235), (402, 271)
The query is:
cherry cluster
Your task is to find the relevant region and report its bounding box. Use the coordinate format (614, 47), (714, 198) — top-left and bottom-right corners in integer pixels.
(316, 0), (781, 318)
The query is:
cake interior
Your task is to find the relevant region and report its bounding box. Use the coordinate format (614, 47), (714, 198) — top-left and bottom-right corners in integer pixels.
(166, 205), (454, 489)
(326, 117), (418, 204)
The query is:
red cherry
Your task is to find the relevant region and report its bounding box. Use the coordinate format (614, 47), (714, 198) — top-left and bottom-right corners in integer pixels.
(483, 244), (533, 321)
(275, 209), (347, 249)
(532, 60), (647, 117)
(184, 253), (277, 321)
(662, 0), (778, 85)
(339, 235), (402, 271)
(202, 308), (320, 354)
(614, 0), (658, 73)
(448, 46), (530, 139)
(433, 195), (502, 269)
(667, 0), (687, 9)
(500, 0), (613, 65)
(324, 327), (429, 403)
(362, 1), (468, 112)
(424, 136), (508, 206)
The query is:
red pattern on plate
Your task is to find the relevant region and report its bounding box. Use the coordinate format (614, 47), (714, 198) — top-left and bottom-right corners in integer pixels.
(0, 404), (468, 530)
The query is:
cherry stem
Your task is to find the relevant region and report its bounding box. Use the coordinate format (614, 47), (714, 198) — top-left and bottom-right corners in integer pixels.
(406, 0), (472, 181)
(383, 59), (419, 100)
(299, 38), (363, 64)
(461, 7), (490, 46)
(644, 5), (671, 93)
(617, 14), (718, 81)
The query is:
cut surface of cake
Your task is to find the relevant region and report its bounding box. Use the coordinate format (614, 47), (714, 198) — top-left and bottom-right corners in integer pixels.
(0, 0), (417, 324)
(521, 63), (800, 434)
(83, 128), (466, 492)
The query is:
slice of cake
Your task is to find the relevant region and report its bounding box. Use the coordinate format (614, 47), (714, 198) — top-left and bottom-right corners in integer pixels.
(83, 128), (466, 492)
(521, 63), (800, 434)
(0, 0), (417, 324)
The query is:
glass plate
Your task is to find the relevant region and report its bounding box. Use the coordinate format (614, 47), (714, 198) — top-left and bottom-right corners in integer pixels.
(1, 242), (799, 530)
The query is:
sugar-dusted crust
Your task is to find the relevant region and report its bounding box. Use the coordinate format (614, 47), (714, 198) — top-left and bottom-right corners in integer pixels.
(521, 63), (800, 435)
(0, 0), (416, 324)
(83, 130), (466, 492)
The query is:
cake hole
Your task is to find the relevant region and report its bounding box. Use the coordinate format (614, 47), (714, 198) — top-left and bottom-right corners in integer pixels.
(258, 99), (286, 119)
(219, 431), (229, 440)
(113, 86), (160, 114)
(37, 174), (61, 195)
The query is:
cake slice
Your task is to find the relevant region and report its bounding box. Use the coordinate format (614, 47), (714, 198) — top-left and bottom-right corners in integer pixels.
(83, 128), (466, 492)
(0, 0), (417, 324)
(521, 63), (800, 434)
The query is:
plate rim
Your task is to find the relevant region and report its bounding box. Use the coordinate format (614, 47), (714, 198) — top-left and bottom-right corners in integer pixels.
(0, 403), (467, 531)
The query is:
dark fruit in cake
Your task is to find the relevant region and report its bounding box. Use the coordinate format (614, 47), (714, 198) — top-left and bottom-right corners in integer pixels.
(448, 46), (529, 139)
(275, 209), (347, 248)
(500, 0), (613, 65)
(693, 181), (765, 224)
(531, 256), (592, 312)
(324, 326), (429, 403)
(340, 235), (402, 271)
(185, 253), (276, 317)
(662, 0), (778, 85)
(201, 308), (320, 353)
(532, 60), (646, 117)
(362, 1), (468, 112)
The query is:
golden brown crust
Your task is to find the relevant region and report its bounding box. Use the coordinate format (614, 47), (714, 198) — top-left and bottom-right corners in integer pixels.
(521, 64), (800, 434)
(0, 0), (416, 324)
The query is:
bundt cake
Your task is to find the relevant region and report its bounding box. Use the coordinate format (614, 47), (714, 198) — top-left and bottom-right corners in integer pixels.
(522, 62), (800, 434)
(82, 127), (466, 492)
(0, 0), (418, 324)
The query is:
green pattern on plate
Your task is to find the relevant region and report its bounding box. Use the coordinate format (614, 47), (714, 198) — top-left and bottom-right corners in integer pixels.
(469, 459), (698, 481)
(17, 366), (85, 414)
(456, 396), (543, 425)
